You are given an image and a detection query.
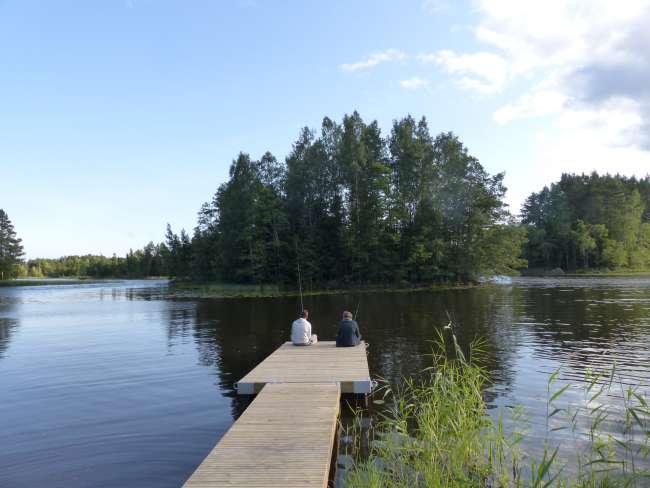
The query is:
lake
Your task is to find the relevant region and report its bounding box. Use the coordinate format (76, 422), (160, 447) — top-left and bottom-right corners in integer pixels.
(1, 277), (650, 487)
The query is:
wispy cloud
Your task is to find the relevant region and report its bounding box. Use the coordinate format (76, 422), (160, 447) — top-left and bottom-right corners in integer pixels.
(494, 87), (567, 124)
(340, 49), (406, 72)
(421, 0), (450, 14)
(419, 50), (509, 94)
(400, 77), (428, 90)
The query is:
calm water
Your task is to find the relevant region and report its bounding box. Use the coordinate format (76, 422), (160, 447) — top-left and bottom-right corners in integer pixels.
(1, 277), (650, 487)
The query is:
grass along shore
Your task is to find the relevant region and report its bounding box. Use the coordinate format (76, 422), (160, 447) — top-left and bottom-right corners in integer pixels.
(0, 277), (475, 295)
(343, 331), (650, 487)
(169, 281), (478, 299)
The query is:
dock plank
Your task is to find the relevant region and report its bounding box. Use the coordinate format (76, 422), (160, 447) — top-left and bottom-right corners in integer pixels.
(236, 341), (371, 394)
(183, 383), (340, 488)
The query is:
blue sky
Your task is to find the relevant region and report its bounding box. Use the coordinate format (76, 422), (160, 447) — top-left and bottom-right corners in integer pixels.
(3, 0), (650, 258)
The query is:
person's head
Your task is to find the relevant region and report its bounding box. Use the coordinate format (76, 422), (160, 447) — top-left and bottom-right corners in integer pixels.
(342, 310), (353, 320)
(300, 309), (309, 319)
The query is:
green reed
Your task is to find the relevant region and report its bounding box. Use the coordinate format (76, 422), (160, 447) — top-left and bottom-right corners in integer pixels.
(343, 330), (650, 487)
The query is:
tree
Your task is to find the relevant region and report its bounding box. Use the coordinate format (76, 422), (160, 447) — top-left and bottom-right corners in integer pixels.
(477, 223), (528, 275)
(388, 116), (439, 282)
(0, 209), (24, 280)
(432, 132), (509, 281)
(571, 220), (596, 268)
(164, 224), (192, 279)
(338, 113), (391, 283)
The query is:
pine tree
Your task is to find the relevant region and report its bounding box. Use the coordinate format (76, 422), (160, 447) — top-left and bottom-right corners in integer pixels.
(0, 209), (25, 280)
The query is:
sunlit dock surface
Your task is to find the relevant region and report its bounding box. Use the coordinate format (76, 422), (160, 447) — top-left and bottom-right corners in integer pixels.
(183, 341), (370, 487)
(183, 382), (341, 487)
(236, 341), (372, 394)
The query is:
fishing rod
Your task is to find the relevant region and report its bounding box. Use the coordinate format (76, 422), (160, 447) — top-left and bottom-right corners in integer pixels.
(295, 239), (304, 312)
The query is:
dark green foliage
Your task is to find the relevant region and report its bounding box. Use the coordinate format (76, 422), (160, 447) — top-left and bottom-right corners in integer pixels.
(0, 209), (25, 280)
(176, 112), (525, 284)
(522, 173), (650, 271)
(165, 224), (192, 278)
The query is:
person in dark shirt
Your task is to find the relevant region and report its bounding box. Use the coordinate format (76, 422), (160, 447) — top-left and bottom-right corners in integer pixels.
(336, 310), (362, 347)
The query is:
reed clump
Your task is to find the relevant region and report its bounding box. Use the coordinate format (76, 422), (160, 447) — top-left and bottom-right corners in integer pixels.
(343, 330), (650, 487)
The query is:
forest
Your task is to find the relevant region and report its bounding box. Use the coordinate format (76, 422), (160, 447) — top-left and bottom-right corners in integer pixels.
(24, 244), (169, 278)
(522, 173), (650, 271)
(3, 112), (650, 284)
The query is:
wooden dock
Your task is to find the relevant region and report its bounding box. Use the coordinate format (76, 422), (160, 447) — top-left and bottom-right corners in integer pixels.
(182, 341), (371, 487)
(183, 382), (340, 488)
(236, 341), (371, 395)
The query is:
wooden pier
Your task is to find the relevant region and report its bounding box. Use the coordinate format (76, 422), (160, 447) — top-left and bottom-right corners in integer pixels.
(236, 341), (372, 395)
(183, 341), (371, 488)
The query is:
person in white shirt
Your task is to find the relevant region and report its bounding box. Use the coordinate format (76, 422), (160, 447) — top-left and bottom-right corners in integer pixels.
(290, 309), (317, 345)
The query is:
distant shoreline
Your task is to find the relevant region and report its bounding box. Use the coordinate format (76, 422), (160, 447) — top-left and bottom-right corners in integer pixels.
(523, 267), (650, 278)
(3, 272), (648, 293)
(0, 277), (169, 287)
(0, 278), (119, 287)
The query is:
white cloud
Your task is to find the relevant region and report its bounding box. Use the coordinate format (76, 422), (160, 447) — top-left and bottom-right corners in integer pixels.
(480, 1), (650, 137)
(506, 118), (650, 212)
(439, 0), (650, 208)
(474, 0), (650, 72)
(555, 97), (645, 147)
(434, 0), (650, 154)
(339, 0), (650, 158)
(400, 76), (428, 90)
(419, 49), (509, 94)
(340, 49), (406, 72)
(494, 87), (567, 124)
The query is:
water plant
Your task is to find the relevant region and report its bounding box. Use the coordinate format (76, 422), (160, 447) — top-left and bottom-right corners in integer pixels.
(342, 329), (650, 487)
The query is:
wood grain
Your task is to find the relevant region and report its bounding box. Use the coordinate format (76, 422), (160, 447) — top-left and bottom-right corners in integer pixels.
(236, 341), (371, 394)
(183, 383), (340, 488)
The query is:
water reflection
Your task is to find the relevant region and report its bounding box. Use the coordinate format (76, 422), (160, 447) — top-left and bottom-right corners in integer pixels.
(2, 277), (650, 487)
(515, 280), (650, 386)
(159, 288), (526, 420)
(160, 278), (650, 481)
(0, 317), (17, 358)
(0, 292), (18, 359)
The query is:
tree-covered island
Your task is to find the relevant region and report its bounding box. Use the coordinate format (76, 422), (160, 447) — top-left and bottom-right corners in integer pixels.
(3, 112), (650, 288)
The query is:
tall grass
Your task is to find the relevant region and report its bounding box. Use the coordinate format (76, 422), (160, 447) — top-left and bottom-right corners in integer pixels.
(343, 329), (650, 487)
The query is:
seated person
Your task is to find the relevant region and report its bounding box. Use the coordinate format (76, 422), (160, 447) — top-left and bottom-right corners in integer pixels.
(291, 309), (317, 346)
(336, 310), (361, 347)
